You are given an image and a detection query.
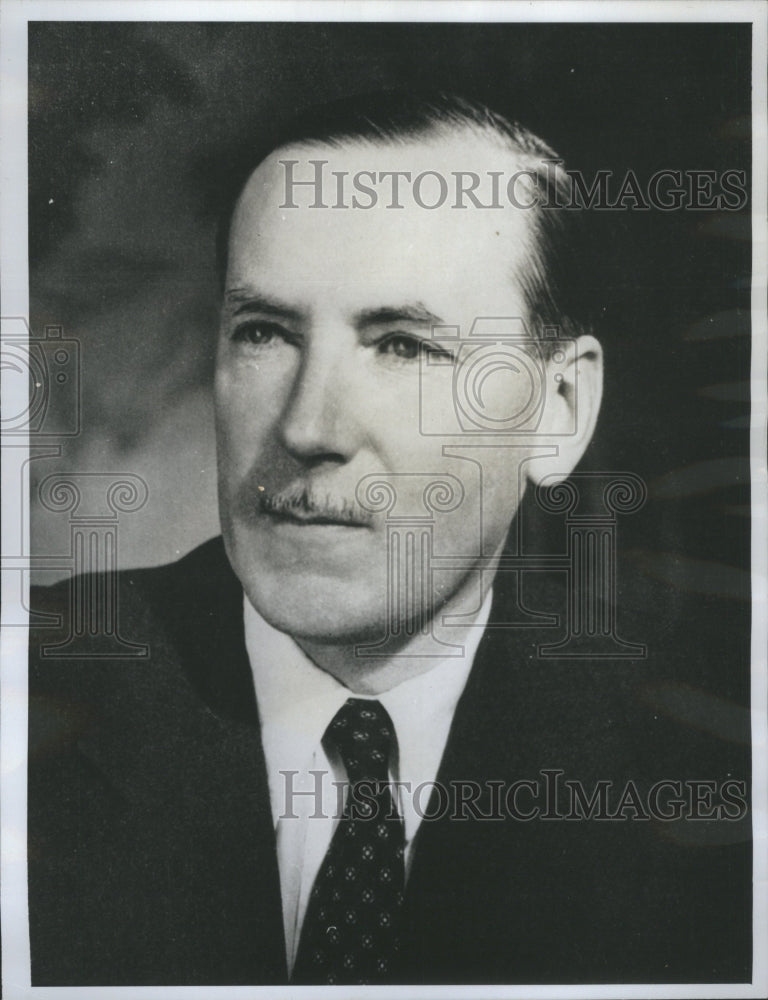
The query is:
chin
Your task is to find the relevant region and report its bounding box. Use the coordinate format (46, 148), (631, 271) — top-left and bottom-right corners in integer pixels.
(222, 521), (396, 645)
(249, 597), (389, 647)
(242, 570), (390, 646)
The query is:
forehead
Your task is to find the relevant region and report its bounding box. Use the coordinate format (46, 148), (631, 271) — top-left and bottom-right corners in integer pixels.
(227, 133), (537, 321)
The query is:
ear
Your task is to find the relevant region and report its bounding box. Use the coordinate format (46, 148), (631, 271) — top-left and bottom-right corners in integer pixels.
(526, 335), (603, 485)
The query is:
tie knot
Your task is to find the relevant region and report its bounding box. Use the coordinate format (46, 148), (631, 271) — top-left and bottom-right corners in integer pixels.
(325, 698), (396, 782)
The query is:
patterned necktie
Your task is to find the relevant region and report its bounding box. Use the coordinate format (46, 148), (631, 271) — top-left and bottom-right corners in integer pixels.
(291, 698), (406, 985)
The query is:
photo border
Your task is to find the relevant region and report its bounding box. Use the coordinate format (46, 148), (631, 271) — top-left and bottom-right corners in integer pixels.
(2, 2), (766, 998)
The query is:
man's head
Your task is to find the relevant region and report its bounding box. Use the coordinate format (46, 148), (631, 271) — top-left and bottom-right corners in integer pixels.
(214, 92), (603, 649)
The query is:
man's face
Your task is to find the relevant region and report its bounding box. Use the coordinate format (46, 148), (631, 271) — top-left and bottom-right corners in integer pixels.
(216, 134), (564, 644)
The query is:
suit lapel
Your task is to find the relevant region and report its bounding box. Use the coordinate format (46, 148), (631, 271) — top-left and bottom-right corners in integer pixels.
(399, 569), (575, 983)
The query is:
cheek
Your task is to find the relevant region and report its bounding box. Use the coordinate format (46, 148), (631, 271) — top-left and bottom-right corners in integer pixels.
(448, 450), (525, 547)
(482, 454), (526, 532)
(213, 371), (244, 464)
(214, 365), (283, 452)
(214, 399), (264, 501)
(407, 369), (461, 441)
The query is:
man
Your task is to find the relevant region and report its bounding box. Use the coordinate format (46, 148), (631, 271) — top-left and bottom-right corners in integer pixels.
(28, 92), (750, 986)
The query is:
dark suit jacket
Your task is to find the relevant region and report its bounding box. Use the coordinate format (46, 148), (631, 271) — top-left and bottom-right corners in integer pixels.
(28, 537), (752, 985)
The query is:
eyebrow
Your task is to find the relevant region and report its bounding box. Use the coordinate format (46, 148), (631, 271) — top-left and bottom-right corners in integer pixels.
(224, 289), (444, 330)
(354, 303), (444, 330)
(224, 288), (304, 323)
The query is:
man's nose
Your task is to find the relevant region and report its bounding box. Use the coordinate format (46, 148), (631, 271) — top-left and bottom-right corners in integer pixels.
(277, 340), (361, 464)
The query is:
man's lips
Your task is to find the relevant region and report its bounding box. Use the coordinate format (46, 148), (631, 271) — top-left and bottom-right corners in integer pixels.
(262, 506), (370, 528)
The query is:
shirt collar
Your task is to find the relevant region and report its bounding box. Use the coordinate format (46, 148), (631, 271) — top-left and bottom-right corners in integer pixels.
(245, 593), (493, 813)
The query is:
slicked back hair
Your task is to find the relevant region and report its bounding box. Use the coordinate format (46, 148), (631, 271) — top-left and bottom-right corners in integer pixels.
(215, 90), (597, 351)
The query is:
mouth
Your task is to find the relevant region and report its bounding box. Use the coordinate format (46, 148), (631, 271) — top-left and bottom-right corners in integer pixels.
(263, 508), (370, 528)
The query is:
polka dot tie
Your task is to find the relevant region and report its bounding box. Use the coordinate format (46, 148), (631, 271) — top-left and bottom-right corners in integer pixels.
(290, 698), (406, 985)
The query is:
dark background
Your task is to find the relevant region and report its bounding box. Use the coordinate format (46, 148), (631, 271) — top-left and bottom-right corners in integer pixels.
(28, 21), (751, 611)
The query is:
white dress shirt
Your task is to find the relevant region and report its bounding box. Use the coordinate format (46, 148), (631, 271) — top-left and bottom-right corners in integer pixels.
(244, 593), (492, 973)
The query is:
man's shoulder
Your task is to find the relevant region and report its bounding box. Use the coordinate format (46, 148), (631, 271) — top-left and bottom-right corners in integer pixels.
(477, 557), (750, 778)
(28, 535), (248, 713)
(30, 534), (232, 619)
(28, 534), (259, 799)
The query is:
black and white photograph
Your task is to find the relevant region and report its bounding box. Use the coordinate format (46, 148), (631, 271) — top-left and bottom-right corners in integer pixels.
(1, 1), (766, 997)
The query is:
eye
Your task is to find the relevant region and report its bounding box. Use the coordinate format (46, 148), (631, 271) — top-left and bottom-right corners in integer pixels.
(379, 333), (421, 360)
(378, 333), (454, 363)
(231, 320), (292, 347)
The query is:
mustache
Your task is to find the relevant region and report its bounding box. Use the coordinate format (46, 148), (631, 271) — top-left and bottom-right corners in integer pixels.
(237, 482), (374, 527)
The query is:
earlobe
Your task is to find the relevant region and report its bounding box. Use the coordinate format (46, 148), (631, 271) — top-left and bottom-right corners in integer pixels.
(527, 334), (604, 485)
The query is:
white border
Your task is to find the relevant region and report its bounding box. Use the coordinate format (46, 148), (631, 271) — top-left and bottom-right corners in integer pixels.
(1, 2), (766, 999)
(750, 0), (768, 995)
(0, 0), (32, 993)
(1, 0), (766, 24)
